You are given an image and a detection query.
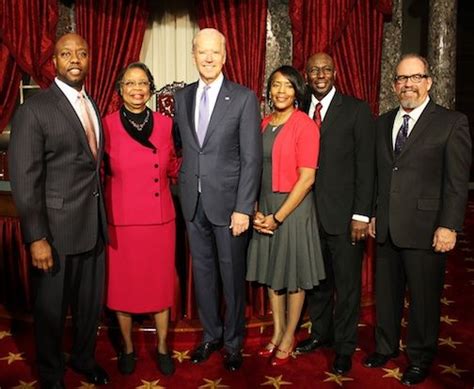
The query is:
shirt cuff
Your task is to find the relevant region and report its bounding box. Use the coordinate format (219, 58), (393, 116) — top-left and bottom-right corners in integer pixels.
(352, 214), (370, 223)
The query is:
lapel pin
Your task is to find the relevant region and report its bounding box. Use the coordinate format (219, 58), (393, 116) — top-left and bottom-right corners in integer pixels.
(225, 96), (230, 101)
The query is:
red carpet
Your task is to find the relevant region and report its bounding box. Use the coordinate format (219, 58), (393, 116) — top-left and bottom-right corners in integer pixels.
(1, 197), (473, 388)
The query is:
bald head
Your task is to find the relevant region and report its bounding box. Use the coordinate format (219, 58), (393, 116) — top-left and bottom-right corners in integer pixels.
(53, 33), (90, 91)
(305, 52), (336, 100)
(192, 28), (226, 85)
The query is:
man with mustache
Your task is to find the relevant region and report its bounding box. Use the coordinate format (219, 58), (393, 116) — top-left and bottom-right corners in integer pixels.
(363, 54), (471, 385)
(295, 52), (375, 375)
(9, 33), (109, 388)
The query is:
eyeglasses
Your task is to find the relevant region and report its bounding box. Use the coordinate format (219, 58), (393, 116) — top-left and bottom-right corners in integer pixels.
(121, 80), (150, 88)
(394, 74), (429, 84)
(308, 66), (334, 76)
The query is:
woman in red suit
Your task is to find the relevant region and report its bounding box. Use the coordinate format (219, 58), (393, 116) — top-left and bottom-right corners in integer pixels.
(103, 62), (180, 376)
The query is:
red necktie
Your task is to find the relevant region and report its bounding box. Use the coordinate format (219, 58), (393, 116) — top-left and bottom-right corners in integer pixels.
(78, 92), (98, 159)
(313, 102), (323, 131)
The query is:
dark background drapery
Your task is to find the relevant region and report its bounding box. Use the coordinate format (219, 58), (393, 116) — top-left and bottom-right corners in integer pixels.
(0, 0), (58, 131)
(75, 0), (150, 116)
(196, 0), (268, 99)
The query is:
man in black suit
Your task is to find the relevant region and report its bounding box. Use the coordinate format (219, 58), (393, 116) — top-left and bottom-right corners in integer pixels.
(295, 52), (375, 375)
(9, 33), (108, 389)
(363, 54), (471, 385)
(173, 28), (262, 371)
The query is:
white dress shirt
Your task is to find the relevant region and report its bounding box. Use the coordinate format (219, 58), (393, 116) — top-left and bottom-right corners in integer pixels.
(194, 72), (224, 131)
(55, 77), (100, 145)
(392, 96), (430, 148)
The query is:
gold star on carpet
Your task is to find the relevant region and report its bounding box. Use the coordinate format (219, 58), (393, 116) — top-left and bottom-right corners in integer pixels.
(12, 381), (37, 389)
(0, 330), (12, 340)
(172, 350), (190, 363)
(438, 364), (468, 378)
(382, 367), (402, 381)
(198, 378), (229, 388)
(440, 315), (458, 325)
(401, 318), (408, 328)
(399, 340), (406, 351)
(136, 379), (165, 389)
(443, 284), (452, 289)
(438, 337), (462, 349)
(260, 374), (292, 388)
(300, 320), (312, 334)
(440, 297), (454, 306)
(0, 352), (25, 364)
(77, 382), (96, 389)
(323, 372), (354, 386)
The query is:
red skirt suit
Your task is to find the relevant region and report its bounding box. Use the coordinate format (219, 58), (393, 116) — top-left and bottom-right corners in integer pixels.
(103, 111), (180, 313)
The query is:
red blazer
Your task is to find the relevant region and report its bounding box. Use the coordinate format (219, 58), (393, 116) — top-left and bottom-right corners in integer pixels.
(103, 111), (180, 226)
(261, 109), (320, 192)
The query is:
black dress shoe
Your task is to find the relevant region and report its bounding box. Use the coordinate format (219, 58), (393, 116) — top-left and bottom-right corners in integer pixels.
(157, 352), (175, 376)
(363, 351), (399, 368)
(118, 350), (137, 375)
(40, 379), (65, 389)
(332, 354), (352, 375)
(295, 337), (331, 354)
(70, 363), (110, 385)
(401, 365), (429, 386)
(223, 351), (243, 372)
(190, 341), (223, 364)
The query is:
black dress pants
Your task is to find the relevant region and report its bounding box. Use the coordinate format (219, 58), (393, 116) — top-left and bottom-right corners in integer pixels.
(374, 236), (446, 368)
(306, 225), (364, 355)
(33, 239), (105, 382)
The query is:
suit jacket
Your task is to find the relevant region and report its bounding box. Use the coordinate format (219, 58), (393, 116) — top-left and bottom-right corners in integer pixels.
(9, 82), (108, 255)
(375, 100), (472, 249)
(303, 91), (375, 234)
(103, 111), (180, 225)
(173, 78), (262, 225)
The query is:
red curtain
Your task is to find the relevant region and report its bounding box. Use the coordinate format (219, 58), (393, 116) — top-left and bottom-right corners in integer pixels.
(0, 0), (57, 88)
(196, 0), (268, 100)
(289, 0), (391, 114)
(0, 0), (58, 132)
(0, 42), (22, 132)
(75, 0), (150, 116)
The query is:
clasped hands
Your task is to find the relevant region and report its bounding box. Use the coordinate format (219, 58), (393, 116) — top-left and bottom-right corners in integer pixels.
(253, 211), (280, 235)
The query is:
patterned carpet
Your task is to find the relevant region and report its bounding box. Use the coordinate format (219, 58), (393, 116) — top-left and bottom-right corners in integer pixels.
(1, 197), (473, 389)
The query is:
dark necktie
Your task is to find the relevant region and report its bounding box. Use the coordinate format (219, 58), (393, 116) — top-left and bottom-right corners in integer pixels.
(313, 102), (322, 131)
(394, 114), (410, 156)
(197, 85), (210, 146)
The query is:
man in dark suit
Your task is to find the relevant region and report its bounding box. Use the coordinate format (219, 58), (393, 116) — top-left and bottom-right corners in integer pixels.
(9, 33), (108, 389)
(173, 28), (262, 371)
(295, 52), (375, 375)
(363, 54), (471, 385)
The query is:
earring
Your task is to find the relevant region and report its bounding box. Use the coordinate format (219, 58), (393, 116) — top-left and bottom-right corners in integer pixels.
(294, 99), (299, 109)
(268, 98), (274, 110)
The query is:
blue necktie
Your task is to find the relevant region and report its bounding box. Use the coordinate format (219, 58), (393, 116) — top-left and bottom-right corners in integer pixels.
(394, 114), (410, 156)
(197, 85), (210, 146)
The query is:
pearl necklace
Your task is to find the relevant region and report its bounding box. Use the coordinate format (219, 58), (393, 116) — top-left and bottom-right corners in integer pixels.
(122, 109), (150, 132)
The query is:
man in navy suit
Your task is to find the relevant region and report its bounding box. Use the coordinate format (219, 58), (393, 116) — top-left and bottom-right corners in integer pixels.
(9, 33), (108, 389)
(363, 54), (471, 385)
(173, 28), (262, 371)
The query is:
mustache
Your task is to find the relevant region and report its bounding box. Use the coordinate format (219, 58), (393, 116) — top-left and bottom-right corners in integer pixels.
(400, 87), (418, 93)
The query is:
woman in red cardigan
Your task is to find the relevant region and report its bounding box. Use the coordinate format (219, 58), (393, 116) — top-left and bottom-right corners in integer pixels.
(103, 62), (180, 376)
(247, 66), (325, 366)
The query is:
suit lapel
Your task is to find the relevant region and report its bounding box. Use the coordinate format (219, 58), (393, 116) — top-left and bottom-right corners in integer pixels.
(201, 79), (232, 148)
(320, 92), (342, 135)
(185, 83), (199, 146)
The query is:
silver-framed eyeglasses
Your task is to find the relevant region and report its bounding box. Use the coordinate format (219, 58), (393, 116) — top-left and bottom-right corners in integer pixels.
(121, 80), (150, 88)
(394, 74), (429, 84)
